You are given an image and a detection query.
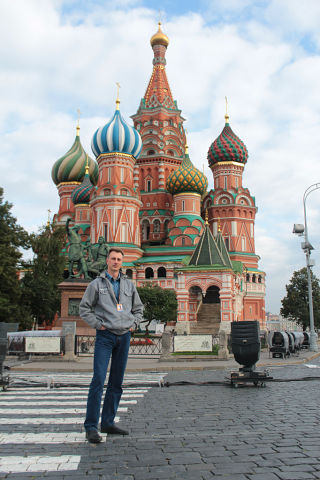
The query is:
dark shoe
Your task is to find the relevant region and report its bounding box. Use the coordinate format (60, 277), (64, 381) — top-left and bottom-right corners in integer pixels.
(86, 430), (102, 443)
(101, 424), (129, 435)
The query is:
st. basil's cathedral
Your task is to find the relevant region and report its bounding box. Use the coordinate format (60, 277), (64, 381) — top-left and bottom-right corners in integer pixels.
(51, 23), (266, 334)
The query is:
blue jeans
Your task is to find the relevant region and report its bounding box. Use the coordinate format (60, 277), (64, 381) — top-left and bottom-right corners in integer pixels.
(84, 329), (131, 432)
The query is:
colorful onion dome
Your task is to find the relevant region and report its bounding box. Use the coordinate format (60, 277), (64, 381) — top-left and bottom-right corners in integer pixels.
(207, 114), (248, 167)
(91, 100), (142, 159)
(51, 126), (98, 186)
(166, 146), (208, 196)
(71, 164), (94, 205)
(150, 22), (169, 48)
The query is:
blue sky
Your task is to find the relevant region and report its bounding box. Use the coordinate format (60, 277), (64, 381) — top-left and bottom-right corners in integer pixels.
(1, 0), (320, 314)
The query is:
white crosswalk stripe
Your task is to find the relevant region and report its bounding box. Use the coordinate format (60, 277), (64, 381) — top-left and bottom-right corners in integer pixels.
(9, 372), (167, 387)
(0, 399), (138, 405)
(0, 455), (81, 473)
(0, 371), (166, 474)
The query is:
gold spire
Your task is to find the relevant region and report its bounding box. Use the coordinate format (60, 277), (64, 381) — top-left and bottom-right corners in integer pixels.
(184, 128), (189, 155)
(116, 82), (121, 110)
(225, 96), (229, 124)
(218, 217), (221, 232)
(150, 21), (169, 48)
(85, 156), (89, 175)
(76, 108), (81, 136)
(205, 209), (209, 225)
(47, 209), (51, 228)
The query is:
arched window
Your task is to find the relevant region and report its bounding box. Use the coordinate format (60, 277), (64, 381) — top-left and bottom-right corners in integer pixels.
(153, 219), (160, 233)
(126, 269), (133, 279)
(157, 267), (166, 278)
(145, 267), (154, 279)
(168, 150), (174, 156)
(147, 150), (155, 155)
(246, 273), (250, 282)
(146, 180), (152, 192)
(252, 274), (256, 283)
(141, 219), (150, 241)
(181, 237), (185, 245)
(258, 275), (262, 283)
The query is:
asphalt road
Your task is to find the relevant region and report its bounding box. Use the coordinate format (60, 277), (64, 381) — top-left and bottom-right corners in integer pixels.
(1, 359), (320, 479)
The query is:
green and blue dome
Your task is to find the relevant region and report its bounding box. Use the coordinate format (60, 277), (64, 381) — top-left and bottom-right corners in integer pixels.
(51, 126), (98, 185)
(207, 115), (248, 167)
(71, 165), (94, 205)
(91, 101), (142, 159)
(166, 147), (208, 196)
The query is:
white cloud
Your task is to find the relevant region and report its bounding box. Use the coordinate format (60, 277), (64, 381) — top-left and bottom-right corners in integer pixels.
(1, 0), (320, 314)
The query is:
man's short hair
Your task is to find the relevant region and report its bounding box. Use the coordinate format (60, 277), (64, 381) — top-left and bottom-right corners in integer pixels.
(108, 248), (124, 257)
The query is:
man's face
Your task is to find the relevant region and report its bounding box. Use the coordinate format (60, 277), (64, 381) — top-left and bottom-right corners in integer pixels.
(106, 251), (123, 276)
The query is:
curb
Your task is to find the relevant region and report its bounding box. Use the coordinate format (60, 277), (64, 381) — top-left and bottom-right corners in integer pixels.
(7, 351), (320, 373)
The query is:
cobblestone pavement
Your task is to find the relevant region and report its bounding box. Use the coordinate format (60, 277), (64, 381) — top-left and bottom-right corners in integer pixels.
(1, 360), (320, 479)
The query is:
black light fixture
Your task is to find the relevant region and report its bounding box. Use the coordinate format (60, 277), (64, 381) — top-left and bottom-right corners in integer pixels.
(230, 320), (272, 387)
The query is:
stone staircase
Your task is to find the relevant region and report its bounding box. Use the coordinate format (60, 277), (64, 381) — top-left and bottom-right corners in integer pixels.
(189, 303), (221, 334)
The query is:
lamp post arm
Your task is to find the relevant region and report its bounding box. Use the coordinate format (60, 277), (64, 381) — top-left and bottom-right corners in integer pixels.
(303, 183), (320, 242)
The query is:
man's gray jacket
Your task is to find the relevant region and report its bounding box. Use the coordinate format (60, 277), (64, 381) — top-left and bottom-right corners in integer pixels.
(79, 272), (143, 335)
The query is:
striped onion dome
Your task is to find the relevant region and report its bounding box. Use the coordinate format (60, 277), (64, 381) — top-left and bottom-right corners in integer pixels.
(91, 102), (142, 159)
(71, 166), (94, 205)
(51, 126), (98, 186)
(166, 148), (208, 196)
(207, 116), (248, 167)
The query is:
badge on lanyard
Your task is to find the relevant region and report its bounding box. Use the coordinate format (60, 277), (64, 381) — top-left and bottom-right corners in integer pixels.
(117, 304), (123, 311)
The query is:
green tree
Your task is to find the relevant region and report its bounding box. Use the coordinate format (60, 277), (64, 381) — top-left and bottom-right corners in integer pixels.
(280, 267), (320, 330)
(137, 284), (177, 334)
(0, 188), (30, 326)
(21, 224), (66, 328)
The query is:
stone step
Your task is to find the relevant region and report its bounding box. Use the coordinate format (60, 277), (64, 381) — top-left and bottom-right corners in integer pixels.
(189, 326), (220, 334)
(191, 303), (221, 334)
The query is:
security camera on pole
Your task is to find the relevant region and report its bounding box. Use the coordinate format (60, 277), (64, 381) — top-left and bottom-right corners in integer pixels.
(293, 182), (320, 352)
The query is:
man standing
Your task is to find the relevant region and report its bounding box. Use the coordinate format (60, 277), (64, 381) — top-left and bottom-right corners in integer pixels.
(79, 248), (143, 443)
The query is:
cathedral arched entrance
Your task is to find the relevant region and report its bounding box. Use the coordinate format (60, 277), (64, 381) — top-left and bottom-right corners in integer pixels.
(188, 284), (221, 334)
(203, 285), (220, 304)
(188, 286), (203, 324)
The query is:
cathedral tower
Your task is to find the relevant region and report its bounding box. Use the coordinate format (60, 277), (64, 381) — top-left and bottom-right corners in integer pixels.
(204, 110), (265, 324)
(90, 94), (143, 262)
(131, 23), (186, 245)
(166, 142), (208, 247)
(51, 124), (98, 226)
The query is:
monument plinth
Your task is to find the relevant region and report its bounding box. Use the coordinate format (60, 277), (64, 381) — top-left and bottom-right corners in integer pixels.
(56, 280), (95, 335)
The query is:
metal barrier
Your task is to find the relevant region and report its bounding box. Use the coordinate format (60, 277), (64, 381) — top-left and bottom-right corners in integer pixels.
(129, 337), (162, 355)
(75, 335), (96, 355)
(75, 335), (162, 356)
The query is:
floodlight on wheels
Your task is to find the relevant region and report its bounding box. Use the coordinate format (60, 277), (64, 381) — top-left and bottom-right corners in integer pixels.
(229, 320), (272, 388)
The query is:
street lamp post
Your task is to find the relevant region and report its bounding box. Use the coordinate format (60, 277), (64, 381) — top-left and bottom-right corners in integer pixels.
(293, 183), (320, 352)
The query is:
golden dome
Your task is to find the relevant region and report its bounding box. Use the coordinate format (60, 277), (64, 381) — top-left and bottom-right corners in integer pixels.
(150, 22), (169, 48)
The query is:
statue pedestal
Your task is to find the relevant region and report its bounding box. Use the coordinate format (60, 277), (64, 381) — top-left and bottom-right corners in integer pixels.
(55, 280), (96, 335)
